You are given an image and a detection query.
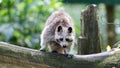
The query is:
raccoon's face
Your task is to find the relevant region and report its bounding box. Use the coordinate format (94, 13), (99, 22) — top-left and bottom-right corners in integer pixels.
(55, 25), (74, 48)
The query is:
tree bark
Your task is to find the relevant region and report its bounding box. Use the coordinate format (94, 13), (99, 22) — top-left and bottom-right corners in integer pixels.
(78, 4), (101, 54)
(0, 42), (120, 68)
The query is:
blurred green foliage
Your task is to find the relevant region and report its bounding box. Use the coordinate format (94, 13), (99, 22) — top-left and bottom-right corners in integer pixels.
(63, 0), (120, 5)
(0, 0), (120, 52)
(0, 0), (63, 49)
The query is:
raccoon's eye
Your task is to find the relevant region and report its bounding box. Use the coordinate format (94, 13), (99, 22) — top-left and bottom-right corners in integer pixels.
(66, 38), (73, 42)
(66, 38), (69, 41)
(59, 38), (63, 41)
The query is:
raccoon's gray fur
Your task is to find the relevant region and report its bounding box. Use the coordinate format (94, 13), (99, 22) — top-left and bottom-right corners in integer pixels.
(40, 10), (75, 54)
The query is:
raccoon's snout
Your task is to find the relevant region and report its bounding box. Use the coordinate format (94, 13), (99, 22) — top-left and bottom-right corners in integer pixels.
(63, 45), (67, 48)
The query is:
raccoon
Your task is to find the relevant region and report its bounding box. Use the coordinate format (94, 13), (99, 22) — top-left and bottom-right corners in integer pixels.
(40, 10), (75, 54)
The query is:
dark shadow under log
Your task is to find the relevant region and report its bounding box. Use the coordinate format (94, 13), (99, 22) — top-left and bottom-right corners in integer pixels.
(0, 42), (120, 68)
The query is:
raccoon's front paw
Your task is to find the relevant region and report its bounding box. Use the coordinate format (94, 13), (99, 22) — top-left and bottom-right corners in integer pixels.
(65, 54), (74, 59)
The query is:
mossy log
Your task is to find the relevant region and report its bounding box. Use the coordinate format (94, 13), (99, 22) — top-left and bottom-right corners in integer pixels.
(0, 42), (120, 68)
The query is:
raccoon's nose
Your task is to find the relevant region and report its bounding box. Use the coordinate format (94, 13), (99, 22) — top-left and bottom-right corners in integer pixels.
(63, 45), (67, 48)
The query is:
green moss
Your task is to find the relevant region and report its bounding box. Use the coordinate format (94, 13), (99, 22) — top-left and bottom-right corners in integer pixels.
(97, 52), (120, 68)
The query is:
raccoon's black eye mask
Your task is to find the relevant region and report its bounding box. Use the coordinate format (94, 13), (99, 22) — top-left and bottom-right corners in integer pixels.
(59, 38), (63, 41)
(58, 38), (73, 42)
(56, 38), (63, 42)
(66, 38), (69, 41)
(66, 38), (73, 42)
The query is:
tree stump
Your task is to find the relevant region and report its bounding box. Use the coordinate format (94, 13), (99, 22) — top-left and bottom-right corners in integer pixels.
(78, 4), (101, 55)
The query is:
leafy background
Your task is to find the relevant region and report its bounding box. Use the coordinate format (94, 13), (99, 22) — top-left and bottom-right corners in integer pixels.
(0, 0), (63, 49)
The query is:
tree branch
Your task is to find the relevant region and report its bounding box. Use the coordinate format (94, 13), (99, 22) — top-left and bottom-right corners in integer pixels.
(0, 42), (120, 68)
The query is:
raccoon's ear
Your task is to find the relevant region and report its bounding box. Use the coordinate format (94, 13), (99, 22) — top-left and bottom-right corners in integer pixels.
(68, 27), (72, 33)
(57, 26), (62, 32)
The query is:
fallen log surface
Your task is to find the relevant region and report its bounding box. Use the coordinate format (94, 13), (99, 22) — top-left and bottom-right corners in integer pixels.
(0, 42), (120, 68)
